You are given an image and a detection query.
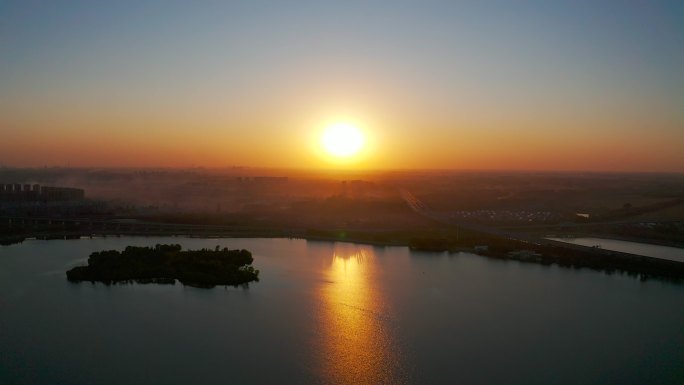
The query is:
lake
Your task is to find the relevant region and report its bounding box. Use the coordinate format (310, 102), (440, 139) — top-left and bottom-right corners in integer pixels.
(1, 237), (683, 384)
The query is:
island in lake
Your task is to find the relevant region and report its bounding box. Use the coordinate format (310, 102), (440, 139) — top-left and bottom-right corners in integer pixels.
(66, 244), (259, 288)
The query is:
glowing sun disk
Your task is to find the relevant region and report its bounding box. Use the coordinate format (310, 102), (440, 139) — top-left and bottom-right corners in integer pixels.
(321, 123), (364, 157)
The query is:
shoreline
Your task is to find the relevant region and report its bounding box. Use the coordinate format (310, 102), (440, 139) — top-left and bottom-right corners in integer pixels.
(3, 227), (682, 254)
(3, 228), (684, 282)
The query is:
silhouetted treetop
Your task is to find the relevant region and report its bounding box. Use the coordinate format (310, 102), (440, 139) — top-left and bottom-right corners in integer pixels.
(66, 244), (259, 288)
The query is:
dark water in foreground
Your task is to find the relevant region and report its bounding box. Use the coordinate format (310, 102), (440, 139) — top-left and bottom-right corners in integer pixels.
(1, 237), (683, 385)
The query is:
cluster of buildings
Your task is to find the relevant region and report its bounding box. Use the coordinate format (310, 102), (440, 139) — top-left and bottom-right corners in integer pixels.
(0, 184), (85, 202)
(450, 209), (561, 224)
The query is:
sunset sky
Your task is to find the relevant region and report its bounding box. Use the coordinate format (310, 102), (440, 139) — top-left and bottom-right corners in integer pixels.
(1, 1), (683, 171)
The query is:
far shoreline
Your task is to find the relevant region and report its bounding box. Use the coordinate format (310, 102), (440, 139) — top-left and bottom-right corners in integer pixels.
(4, 227), (684, 283)
(3, 227), (683, 253)
(3, 226), (683, 251)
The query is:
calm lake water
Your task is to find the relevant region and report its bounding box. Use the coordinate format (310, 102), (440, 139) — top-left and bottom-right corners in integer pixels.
(548, 237), (684, 263)
(1, 237), (683, 385)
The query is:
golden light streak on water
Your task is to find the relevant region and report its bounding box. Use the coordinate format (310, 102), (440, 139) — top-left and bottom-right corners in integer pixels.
(314, 243), (408, 385)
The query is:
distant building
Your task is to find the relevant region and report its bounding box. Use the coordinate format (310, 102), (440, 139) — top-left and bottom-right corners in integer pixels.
(0, 184), (85, 202)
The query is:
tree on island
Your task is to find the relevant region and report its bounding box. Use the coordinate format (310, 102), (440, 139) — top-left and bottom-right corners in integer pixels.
(66, 244), (259, 288)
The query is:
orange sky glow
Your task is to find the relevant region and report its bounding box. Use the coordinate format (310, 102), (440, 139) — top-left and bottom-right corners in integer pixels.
(2, 2), (683, 172)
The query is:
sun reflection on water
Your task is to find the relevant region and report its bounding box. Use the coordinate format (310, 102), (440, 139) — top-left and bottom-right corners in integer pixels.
(314, 243), (408, 385)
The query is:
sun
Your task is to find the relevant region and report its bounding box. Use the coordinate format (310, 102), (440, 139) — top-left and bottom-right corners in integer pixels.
(321, 123), (365, 158)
